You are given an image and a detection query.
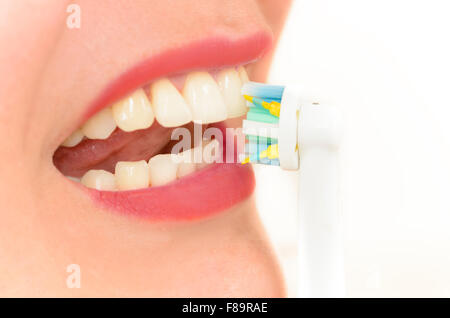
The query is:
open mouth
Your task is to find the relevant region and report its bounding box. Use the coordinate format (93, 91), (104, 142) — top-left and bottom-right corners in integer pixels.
(54, 66), (249, 182)
(53, 33), (272, 221)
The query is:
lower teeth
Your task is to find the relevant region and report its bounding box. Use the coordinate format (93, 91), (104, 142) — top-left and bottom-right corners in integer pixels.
(78, 139), (220, 191)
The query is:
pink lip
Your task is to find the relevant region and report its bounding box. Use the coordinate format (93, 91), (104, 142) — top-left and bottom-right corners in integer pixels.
(84, 31), (273, 120)
(90, 164), (255, 221)
(81, 31), (272, 221)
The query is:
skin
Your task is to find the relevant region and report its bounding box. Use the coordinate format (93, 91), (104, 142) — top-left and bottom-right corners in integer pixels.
(0, 0), (292, 296)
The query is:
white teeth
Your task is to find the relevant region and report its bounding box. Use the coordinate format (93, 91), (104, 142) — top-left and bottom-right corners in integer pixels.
(177, 162), (196, 178)
(67, 176), (81, 183)
(64, 66), (252, 187)
(78, 139), (221, 191)
(112, 88), (154, 132)
(81, 107), (117, 140)
(217, 68), (247, 118)
(148, 154), (178, 187)
(80, 170), (116, 191)
(202, 139), (221, 163)
(175, 139), (219, 177)
(182, 71), (227, 124)
(175, 146), (198, 177)
(151, 78), (192, 127)
(64, 67), (251, 144)
(115, 160), (149, 190)
(62, 129), (84, 147)
(237, 66), (249, 83)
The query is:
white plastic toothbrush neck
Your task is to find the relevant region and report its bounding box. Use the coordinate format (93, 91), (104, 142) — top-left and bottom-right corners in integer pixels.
(297, 103), (345, 298)
(278, 85), (345, 297)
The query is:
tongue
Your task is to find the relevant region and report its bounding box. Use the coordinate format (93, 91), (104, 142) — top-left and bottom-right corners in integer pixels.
(53, 122), (175, 178)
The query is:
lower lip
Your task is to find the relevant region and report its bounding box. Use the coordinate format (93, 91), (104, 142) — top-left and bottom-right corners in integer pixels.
(88, 163), (254, 221)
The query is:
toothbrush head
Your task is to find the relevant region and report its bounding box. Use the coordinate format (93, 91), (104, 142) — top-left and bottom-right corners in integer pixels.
(241, 82), (286, 166)
(243, 95), (281, 117)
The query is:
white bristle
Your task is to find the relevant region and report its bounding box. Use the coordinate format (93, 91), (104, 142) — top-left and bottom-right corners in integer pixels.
(242, 120), (279, 139)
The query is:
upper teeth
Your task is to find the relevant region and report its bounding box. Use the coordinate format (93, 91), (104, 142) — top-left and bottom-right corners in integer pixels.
(112, 88), (155, 132)
(62, 66), (249, 147)
(182, 71), (228, 124)
(150, 78), (192, 127)
(62, 129), (84, 147)
(217, 68), (248, 118)
(81, 107), (117, 140)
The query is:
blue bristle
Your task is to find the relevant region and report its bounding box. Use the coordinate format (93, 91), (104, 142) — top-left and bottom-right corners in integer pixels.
(259, 157), (280, 166)
(244, 136), (280, 166)
(241, 82), (283, 167)
(241, 82), (285, 100)
(246, 98), (282, 108)
(244, 142), (259, 158)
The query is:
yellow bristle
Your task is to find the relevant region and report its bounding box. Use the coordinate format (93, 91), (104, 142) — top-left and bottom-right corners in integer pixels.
(243, 95), (253, 103)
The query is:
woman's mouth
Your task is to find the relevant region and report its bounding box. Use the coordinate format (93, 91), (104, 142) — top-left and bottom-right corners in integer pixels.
(53, 33), (272, 221)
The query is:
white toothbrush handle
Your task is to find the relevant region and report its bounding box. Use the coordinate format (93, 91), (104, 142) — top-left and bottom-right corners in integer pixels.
(297, 104), (345, 297)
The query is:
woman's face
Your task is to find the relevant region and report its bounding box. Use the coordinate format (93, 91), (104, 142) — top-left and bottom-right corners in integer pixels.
(0, 0), (291, 296)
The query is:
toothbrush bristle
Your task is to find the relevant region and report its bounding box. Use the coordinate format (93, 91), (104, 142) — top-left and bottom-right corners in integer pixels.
(241, 81), (285, 100)
(241, 82), (286, 166)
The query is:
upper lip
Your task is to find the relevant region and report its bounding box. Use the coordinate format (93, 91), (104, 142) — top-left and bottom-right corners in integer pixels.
(82, 31), (273, 123)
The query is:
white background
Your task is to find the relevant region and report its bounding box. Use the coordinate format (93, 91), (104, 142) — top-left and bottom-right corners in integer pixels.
(257, 0), (450, 297)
